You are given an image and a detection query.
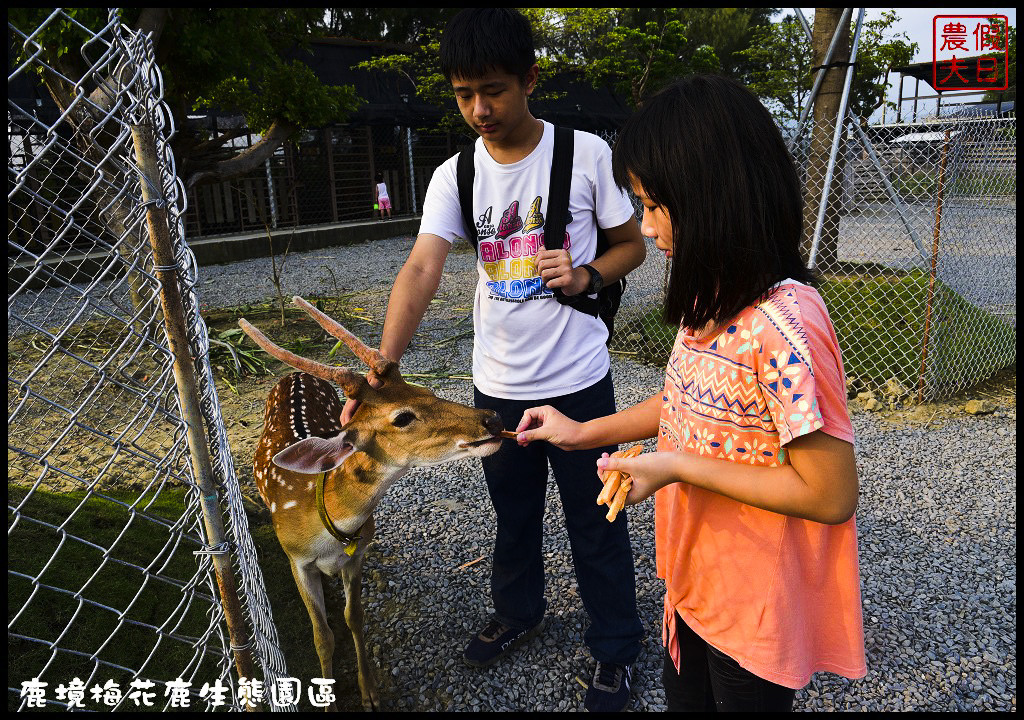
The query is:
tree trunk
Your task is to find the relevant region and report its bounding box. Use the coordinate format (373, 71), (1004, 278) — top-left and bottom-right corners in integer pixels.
(802, 8), (850, 269)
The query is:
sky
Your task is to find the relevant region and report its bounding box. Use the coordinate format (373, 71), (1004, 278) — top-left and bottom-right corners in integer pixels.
(787, 8), (1016, 123)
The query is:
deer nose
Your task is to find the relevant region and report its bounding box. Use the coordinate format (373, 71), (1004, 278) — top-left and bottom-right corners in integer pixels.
(482, 411), (503, 436)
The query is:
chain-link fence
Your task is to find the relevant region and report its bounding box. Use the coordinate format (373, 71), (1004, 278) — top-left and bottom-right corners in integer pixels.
(9, 10), (291, 710)
(607, 112), (1016, 403)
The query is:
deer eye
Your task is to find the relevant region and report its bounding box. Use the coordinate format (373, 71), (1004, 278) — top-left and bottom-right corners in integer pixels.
(391, 411), (417, 428)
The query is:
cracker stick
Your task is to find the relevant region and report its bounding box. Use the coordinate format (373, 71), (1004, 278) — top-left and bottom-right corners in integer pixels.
(596, 448), (628, 504)
(606, 477), (633, 522)
(499, 430), (518, 439)
(597, 470), (623, 505)
(621, 445), (644, 459)
(604, 445), (644, 521)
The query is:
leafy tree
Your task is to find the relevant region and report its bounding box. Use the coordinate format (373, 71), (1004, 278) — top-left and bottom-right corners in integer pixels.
(10, 8), (363, 189)
(525, 8), (720, 107)
(359, 7), (779, 122)
(740, 10), (916, 127)
(322, 8), (459, 45)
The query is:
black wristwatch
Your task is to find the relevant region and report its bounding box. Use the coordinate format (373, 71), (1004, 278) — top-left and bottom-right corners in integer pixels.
(581, 264), (604, 294)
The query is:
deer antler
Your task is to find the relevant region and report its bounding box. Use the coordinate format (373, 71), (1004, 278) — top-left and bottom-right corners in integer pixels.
(292, 297), (395, 377)
(238, 318), (369, 397)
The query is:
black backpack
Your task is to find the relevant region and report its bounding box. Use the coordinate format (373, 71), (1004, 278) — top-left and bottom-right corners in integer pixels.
(456, 125), (625, 343)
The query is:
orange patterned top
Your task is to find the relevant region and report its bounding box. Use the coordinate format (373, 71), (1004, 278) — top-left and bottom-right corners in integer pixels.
(656, 281), (866, 689)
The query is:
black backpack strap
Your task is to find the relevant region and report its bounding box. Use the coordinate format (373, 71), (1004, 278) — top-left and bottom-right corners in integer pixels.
(456, 145), (478, 251)
(546, 126), (601, 317)
(544, 126), (574, 252)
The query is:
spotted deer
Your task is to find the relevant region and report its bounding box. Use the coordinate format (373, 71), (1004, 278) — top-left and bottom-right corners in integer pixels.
(239, 297), (504, 711)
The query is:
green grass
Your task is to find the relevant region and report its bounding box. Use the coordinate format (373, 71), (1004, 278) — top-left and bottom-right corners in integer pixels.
(8, 483), (367, 711)
(8, 485), (226, 711)
(617, 271), (1016, 398)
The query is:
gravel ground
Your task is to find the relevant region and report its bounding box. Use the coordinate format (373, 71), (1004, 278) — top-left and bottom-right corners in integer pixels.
(184, 232), (1016, 712)
(16, 230), (1011, 711)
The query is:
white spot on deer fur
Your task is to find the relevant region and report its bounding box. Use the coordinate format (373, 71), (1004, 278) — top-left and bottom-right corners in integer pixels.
(270, 502), (276, 512)
(306, 481), (314, 491)
(282, 500), (297, 509)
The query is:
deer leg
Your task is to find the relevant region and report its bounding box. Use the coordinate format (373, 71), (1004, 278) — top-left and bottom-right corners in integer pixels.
(289, 559), (338, 712)
(341, 548), (380, 711)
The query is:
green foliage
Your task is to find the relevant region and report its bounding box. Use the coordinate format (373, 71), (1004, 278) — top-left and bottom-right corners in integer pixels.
(588, 19), (713, 106)
(8, 485), (224, 696)
(155, 8), (361, 136)
(363, 7), (765, 121)
(736, 15), (813, 124)
(525, 9), (723, 106)
(12, 8), (363, 184)
(740, 11), (917, 126)
(195, 61), (362, 137)
(624, 272), (1015, 397)
(355, 28), (468, 135)
(853, 11), (917, 120)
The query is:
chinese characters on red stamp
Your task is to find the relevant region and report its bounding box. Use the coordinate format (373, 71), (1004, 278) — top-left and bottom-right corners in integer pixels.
(933, 15), (1010, 91)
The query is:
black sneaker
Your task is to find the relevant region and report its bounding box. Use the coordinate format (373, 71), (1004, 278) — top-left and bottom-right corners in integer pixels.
(463, 616), (543, 668)
(584, 661), (633, 712)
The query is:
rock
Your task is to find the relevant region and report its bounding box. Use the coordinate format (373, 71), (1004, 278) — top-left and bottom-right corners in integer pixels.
(965, 399), (995, 415)
(857, 390), (877, 402)
(846, 376), (865, 399)
(883, 377), (908, 398)
(864, 398), (883, 411)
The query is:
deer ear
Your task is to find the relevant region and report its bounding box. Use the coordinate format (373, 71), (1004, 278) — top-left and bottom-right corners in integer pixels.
(273, 431), (358, 474)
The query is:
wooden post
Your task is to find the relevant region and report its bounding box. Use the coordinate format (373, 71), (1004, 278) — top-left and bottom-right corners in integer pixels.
(129, 122), (262, 710)
(917, 129), (951, 404)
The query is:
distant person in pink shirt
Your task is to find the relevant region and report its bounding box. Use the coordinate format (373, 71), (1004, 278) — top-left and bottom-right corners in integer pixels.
(374, 172), (392, 220)
(515, 75), (866, 711)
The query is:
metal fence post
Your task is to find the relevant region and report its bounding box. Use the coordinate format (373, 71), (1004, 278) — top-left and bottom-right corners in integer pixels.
(917, 129), (951, 404)
(130, 122), (261, 708)
(808, 8), (865, 269)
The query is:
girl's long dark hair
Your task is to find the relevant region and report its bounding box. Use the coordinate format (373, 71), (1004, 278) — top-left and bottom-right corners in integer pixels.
(612, 75), (813, 332)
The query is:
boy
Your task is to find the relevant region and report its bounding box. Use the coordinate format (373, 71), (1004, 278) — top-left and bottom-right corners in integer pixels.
(345, 9), (646, 711)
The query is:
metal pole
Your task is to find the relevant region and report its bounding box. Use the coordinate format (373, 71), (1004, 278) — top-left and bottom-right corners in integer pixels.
(794, 8), (813, 44)
(406, 125), (417, 214)
(848, 117), (928, 263)
(130, 122), (262, 710)
(917, 129), (950, 403)
(789, 8), (853, 152)
(808, 8), (865, 269)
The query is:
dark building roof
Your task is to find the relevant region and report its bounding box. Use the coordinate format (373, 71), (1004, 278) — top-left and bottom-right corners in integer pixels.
(302, 37), (634, 131)
(891, 55), (1011, 94)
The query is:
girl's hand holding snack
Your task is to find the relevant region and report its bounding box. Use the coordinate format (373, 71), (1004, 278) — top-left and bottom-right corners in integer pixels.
(514, 405), (585, 450)
(597, 449), (679, 510)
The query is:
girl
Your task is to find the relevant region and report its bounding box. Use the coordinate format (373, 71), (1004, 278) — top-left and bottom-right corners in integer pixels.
(514, 75), (866, 711)
(374, 172), (392, 220)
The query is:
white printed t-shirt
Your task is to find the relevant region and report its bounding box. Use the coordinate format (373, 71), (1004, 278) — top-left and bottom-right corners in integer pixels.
(419, 121), (636, 400)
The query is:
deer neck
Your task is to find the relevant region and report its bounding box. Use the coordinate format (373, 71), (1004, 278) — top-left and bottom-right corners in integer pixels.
(320, 450), (409, 536)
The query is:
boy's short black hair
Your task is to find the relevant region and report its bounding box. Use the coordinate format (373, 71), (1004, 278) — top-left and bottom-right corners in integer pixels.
(612, 75), (813, 332)
(439, 9), (536, 84)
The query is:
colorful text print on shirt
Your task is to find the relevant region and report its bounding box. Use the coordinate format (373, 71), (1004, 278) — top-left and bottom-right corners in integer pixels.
(478, 217), (572, 303)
